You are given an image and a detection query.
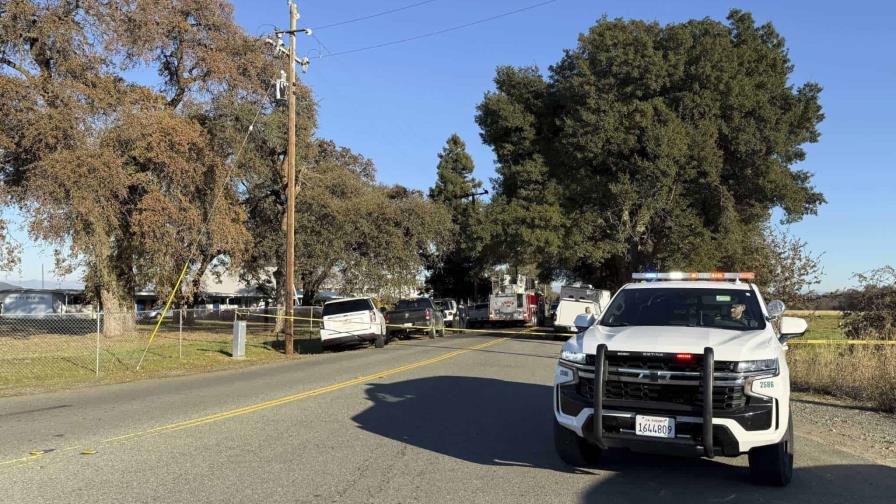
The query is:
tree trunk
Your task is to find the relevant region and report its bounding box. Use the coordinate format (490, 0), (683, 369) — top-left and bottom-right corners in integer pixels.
(94, 237), (137, 337)
(183, 256), (212, 326)
(101, 287), (135, 337)
(301, 281), (316, 306)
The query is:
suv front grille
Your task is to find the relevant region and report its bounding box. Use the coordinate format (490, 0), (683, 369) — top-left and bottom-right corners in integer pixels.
(584, 353), (737, 373)
(577, 378), (747, 411)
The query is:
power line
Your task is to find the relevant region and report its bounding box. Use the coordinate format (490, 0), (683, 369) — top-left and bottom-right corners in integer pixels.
(320, 0), (559, 58)
(311, 33), (334, 57)
(312, 0), (440, 30)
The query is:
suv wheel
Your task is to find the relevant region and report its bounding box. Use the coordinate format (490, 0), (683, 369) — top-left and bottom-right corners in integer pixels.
(429, 326), (436, 339)
(748, 412), (794, 486)
(554, 420), (602, 467)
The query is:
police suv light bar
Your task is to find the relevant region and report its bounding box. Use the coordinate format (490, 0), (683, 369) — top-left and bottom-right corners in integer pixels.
(632, 272), (755, 281)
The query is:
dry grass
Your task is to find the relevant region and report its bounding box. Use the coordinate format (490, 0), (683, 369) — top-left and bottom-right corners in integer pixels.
(787, 311), (896, 412)
(789, 344), (896, 412)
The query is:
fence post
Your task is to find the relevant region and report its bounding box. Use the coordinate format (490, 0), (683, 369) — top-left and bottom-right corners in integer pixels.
(179, 308), (183, 359)
(95, 311), (101, 377)
(232, 318), (246, 359)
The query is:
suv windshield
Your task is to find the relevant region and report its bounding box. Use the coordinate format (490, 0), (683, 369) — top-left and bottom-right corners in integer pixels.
(323, 299), (373, 316)
(600, 287), (766, 331)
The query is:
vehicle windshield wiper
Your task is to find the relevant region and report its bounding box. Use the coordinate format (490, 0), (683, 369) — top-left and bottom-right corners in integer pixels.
(602, 322), (630, 327)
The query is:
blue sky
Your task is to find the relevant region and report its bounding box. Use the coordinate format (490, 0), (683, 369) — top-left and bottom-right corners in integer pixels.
(4, 0), (894, 292)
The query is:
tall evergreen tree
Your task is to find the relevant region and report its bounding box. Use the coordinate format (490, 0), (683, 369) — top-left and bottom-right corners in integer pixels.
(427, 134), (488, 299)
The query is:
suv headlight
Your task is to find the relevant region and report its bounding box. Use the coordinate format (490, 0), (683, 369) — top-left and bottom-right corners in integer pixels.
(560, 350), (587, 364)
(735, 359), (778, 374)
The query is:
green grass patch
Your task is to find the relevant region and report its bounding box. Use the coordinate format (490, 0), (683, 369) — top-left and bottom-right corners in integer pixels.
(0, 320), (321, 397)
(788, 310), (843, 340)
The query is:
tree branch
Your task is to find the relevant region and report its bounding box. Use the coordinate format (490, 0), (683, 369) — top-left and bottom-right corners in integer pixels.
(0, 56), (34, 79)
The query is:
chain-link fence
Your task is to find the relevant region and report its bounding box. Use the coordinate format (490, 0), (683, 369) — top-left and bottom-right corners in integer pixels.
(0, 307), (324, 396)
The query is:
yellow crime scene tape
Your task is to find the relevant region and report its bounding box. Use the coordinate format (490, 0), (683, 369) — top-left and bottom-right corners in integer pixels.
(239, 310), (563, 337)
(788, 339), (896, 345)
(240, 311), (896, 345)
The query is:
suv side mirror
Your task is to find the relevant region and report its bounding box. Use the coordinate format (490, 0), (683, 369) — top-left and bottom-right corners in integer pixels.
(573, 313), (593, 331)
(779, 316), (808, 343)
(767, 300), (786, 319)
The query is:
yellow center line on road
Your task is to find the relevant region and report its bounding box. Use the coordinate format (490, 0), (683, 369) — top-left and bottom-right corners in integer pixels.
(1, 336), (508, 469)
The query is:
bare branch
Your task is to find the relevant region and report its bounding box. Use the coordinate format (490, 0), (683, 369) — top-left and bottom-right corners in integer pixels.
(0, 56), (34, 79)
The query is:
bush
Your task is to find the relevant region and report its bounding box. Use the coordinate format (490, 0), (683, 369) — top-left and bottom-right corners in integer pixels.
(841, 266), (896, 340)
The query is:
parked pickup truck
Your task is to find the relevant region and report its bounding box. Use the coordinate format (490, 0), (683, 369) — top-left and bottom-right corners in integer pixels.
(385, 298), (446, 339)
(461, 302), (490, 328)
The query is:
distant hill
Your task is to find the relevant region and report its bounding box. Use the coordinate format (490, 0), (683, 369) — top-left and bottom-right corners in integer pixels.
(0, 281), (21, 290)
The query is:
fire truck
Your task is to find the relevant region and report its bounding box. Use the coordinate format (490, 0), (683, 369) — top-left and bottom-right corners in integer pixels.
(488, 274), (538, 326)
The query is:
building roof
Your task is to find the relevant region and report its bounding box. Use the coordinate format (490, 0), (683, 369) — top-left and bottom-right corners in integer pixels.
(0, 287), (85, 295)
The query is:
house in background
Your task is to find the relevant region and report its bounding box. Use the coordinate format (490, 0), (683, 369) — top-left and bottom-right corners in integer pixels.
(2, 270), (272, 316)
(135, 270), (272, 311)
(0, 285), (91, 316)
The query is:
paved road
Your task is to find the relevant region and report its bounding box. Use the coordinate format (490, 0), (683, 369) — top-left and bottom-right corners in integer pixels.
(2, 332), (894, 503)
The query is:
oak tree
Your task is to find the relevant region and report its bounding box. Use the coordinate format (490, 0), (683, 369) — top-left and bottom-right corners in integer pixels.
(0, 0), (283, 333)
(476, 10), (825, 289)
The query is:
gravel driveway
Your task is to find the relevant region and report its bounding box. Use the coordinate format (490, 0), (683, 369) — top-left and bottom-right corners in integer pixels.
(792, 392), (896, 467)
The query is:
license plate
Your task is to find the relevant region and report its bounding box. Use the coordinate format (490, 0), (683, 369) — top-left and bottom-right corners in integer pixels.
(635, 415), (675, 438)
(402, 323), (413, 327)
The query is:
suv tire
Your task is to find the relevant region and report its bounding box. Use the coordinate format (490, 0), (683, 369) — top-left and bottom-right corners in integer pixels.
(429, 326), (436, 339)
(748, 411), (794, 486)
(554, 420), (602, 467)
(374, 333), (385, 348)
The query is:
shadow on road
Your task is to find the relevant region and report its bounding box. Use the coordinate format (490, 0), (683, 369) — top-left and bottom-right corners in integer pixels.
(353, 376), (896, 503)
(264, 338), (324, 355)
(580, 451), (896, 503)
(353, 376), (586, 473)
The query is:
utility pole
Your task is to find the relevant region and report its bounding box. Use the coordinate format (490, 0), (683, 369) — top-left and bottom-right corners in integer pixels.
(284, 0), (298, 356)
(273, 2), (312, 355)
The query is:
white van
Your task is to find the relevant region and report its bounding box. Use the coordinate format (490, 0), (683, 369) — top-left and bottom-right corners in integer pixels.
(554, 290), (611, 333)
(320, 297), (387, 348)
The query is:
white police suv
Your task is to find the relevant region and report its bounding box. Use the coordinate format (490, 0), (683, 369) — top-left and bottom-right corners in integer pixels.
(553, 272), (808, 486)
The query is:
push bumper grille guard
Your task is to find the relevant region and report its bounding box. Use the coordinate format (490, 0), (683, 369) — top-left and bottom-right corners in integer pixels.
(592, 345), (716, 458)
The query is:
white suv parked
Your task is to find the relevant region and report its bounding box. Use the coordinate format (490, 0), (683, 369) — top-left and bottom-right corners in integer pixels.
(553, 272), (808, 486)
(320, 297), (387, 348)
